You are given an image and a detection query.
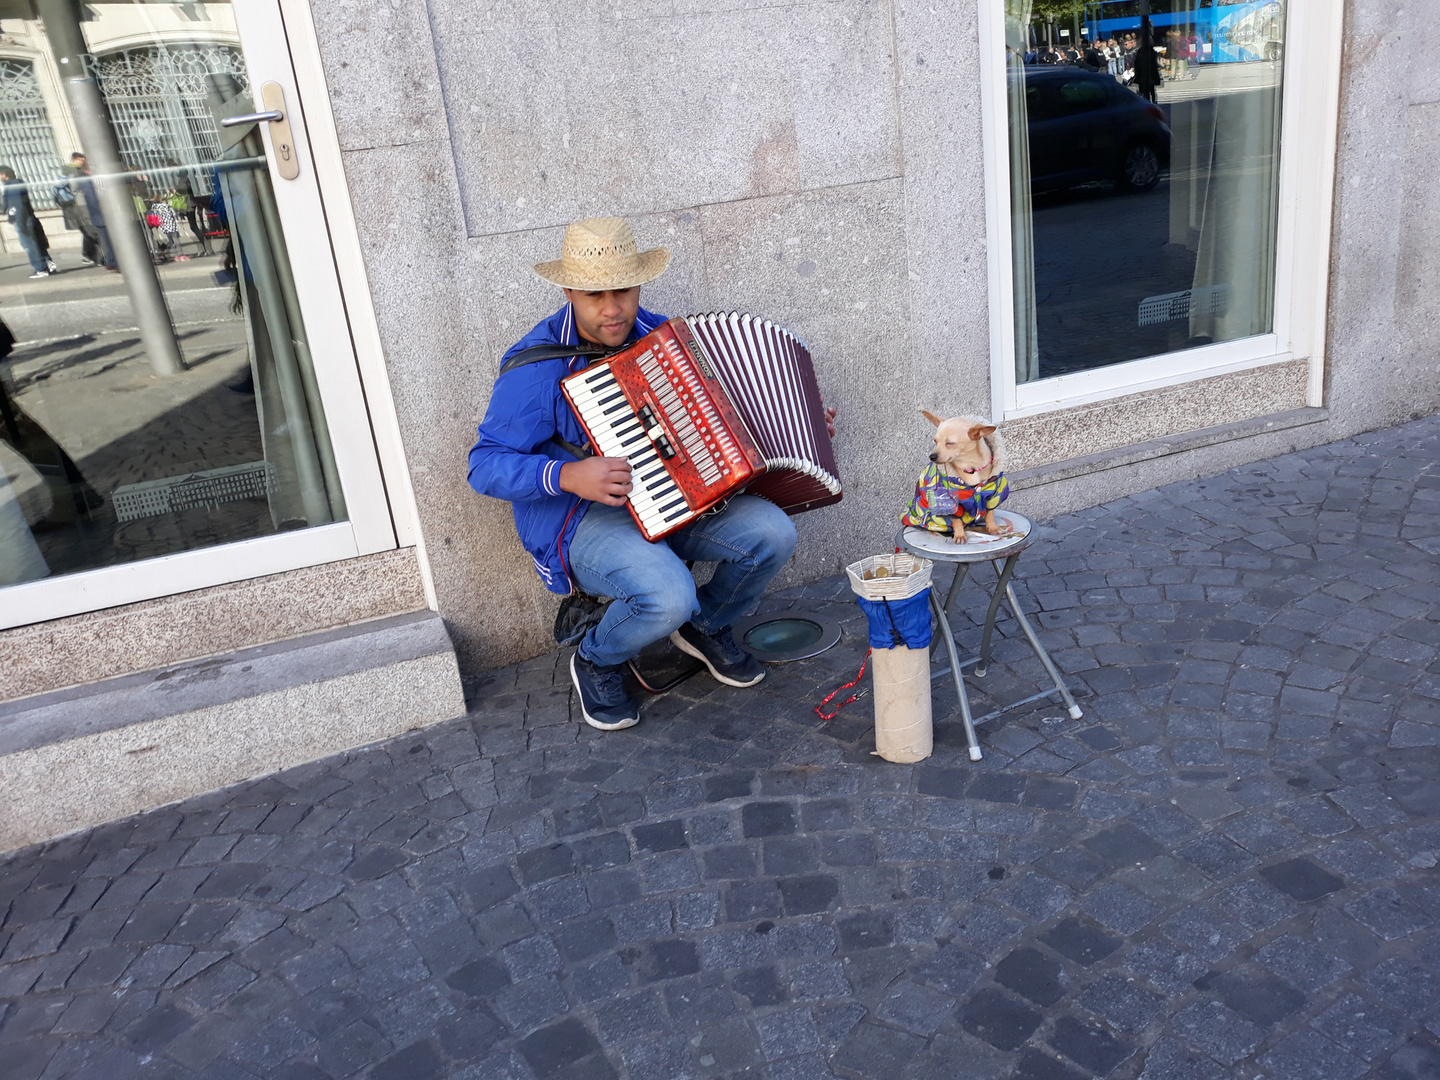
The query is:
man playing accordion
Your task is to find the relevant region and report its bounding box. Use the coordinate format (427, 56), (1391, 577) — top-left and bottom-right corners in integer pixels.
(468, 216), (834, 732)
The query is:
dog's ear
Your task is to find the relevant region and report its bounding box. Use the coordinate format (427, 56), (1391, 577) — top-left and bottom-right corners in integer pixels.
(920, 409), (944, 428)
(968, 424), (997, 442)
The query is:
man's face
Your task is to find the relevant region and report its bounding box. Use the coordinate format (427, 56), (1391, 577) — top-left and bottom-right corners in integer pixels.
(565, 287), (640, 347)
(74, 156), (86, 169)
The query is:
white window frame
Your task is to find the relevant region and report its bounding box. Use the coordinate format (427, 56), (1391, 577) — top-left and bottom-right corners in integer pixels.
(977, 0), (1345, 424)
(1, 0), (414, 630)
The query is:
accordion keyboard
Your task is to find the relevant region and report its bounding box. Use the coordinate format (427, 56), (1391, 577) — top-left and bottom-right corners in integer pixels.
(566, 365), (695, 534)
(560, 318), (773, 540)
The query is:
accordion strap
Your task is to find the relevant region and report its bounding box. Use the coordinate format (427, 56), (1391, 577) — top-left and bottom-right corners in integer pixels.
(498, 342), (614, 376)
(497, 342), (617, 460)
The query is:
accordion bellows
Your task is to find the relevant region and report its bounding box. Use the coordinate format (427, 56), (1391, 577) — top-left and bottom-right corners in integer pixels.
(561, 313), (842, 541)
(687, 312), (842, 510)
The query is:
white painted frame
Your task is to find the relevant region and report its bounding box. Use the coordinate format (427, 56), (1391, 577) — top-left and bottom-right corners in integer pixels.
(1, 1), (418, 630)
(979, 0), (1346, 423)
(276, 0), (438, 608)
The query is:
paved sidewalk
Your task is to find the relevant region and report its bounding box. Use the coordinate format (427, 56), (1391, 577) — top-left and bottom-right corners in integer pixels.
(2, 417), (1438, 1080)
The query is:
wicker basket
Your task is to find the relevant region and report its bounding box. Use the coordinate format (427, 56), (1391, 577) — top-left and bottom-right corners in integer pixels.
(846, 553), (934, 601)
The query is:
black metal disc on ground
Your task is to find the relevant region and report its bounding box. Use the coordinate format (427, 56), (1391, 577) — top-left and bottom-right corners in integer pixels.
(730, 611), (842, 663)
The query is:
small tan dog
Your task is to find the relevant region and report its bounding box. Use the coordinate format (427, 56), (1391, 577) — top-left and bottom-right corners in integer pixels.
(900, 411), (1012, 542)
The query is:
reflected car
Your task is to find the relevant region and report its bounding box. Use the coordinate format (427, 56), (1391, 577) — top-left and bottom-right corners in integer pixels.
(1020, 66), (1171, 193)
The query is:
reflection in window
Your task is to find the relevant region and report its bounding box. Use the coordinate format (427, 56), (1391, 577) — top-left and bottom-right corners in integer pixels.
(1005, 0), (1286, 383)
(0, 59), (65, 210)
(0, 0), (342, 591)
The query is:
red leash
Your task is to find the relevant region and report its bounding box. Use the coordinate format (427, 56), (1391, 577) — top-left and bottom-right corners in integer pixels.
(815, 648), (871, 720)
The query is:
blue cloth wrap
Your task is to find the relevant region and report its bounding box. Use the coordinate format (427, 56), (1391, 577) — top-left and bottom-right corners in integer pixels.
(856, 589), (933, 650)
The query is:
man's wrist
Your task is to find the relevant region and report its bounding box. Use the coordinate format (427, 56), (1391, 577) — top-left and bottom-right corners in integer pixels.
(557, 460), (581, 497)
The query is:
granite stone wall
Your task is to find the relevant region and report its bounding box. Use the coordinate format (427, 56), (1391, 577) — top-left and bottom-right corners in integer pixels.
(305, 0), (1439, 675)
(1324, 0), (1440, 433)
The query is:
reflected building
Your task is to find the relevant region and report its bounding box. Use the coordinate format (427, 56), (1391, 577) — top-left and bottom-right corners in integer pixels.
(0, 1), (338, 591)
(0, 2), (243, 225)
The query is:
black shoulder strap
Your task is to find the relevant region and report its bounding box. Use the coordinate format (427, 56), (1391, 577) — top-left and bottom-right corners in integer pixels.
(497, 342), (612, 377)
(496, 341), (617, 460)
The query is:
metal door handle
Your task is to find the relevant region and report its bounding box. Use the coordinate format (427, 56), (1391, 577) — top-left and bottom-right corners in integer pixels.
(219, 84), (300, 180)
(221, 110), (283, 127)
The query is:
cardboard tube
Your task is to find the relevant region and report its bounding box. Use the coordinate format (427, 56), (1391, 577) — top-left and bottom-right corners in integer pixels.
(870, 646), (933, 763)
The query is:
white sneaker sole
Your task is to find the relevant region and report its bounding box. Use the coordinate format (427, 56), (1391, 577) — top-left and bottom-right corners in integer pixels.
(669, 631), (766, 688)
(569, 654), (640, 731)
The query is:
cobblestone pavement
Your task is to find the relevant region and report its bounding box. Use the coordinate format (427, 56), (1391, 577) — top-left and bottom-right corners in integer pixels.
(3, 416), (1439, 1080)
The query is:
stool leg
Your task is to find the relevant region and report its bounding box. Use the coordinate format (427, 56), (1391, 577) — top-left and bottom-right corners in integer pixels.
(1004, 582), (1084, 719)
(975, 554), (1019, 678)
(932, 589), (983, 761)
(930, 562), (971, 660)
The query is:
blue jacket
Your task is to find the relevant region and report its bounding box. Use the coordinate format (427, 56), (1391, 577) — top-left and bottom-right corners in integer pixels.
(467, 302), (667, 594)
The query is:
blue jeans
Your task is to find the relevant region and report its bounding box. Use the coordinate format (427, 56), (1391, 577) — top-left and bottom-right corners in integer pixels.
(567, 495), (798, 667)
(15, 228), (47, 273)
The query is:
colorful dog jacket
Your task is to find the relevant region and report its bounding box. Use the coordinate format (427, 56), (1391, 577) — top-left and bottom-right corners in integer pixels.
(901, 464), (1009, 535)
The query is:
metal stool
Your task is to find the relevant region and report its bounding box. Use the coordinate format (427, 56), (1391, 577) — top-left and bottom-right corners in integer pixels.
(897, 510), (1084, 762)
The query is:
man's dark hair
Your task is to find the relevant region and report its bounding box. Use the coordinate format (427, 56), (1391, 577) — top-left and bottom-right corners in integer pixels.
(0, 166), (15, 179)
(70, 151), (85, 161)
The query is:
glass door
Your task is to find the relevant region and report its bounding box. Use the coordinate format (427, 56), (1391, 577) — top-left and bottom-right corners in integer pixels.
(1002, 0), (1287, 382)
(0, 0), (390, 624)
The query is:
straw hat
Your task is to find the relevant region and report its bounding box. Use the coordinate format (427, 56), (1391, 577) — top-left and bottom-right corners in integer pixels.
(533, 216), (671, 291)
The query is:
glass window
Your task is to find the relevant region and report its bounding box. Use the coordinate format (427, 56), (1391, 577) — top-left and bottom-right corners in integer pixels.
(0, 0), (343, 590)
(1005, 0), (1286, 382)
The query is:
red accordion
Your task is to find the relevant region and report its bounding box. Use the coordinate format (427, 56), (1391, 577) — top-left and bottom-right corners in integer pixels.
(561, 314), (842, 541)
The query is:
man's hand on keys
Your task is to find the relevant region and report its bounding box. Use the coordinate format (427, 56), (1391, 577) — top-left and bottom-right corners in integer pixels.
(560, 457), (633, 505)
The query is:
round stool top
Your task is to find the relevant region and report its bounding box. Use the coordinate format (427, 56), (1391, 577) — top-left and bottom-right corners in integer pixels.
(896, 509), (1035, 563)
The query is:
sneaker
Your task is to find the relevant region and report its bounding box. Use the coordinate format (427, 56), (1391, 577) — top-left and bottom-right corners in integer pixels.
(670, 623), (765, 687)
(45, 261), (59, 274)
(79, 257), (95, 266)
(570, 652), (640, 730)
(28, 271), (48, 278)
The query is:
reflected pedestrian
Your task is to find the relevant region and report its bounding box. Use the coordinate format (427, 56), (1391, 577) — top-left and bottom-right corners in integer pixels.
(150, 197), (181, 259)
(1133, 18), (1161, 103)
(0, 166), (59, 278)
(165, 159), (211, 256)
(59, 153), (115, 270)
(54, 156), (96, 266)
